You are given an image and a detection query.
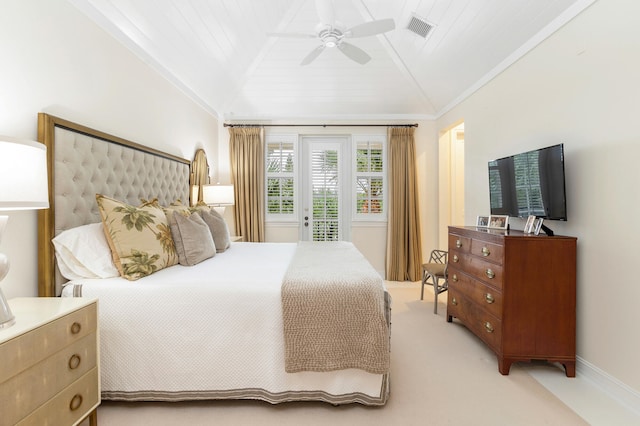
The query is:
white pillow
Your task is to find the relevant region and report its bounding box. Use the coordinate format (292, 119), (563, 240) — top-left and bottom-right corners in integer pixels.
(52, 222), (119, 280)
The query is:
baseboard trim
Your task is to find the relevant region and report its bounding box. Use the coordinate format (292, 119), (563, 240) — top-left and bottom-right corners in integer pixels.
(577, 356), (640, 417)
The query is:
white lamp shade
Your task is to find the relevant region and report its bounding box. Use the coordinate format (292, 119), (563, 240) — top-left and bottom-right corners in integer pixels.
(202, 184), (234, 206)
(0, 136), (49, 210)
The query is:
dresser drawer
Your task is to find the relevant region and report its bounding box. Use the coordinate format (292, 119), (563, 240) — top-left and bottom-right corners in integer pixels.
(0, 303), (97, 384)
(16, 367), (99, 426)
(447, 287), (467, 322)
(448, 251), (469, 269)
(1, 333), (97, 426)
(470, 239), (504, 264)
(466, 279), (503, 319)
(448, 286), (502, 351)
(448, 234), (471, 253)
(465, 303), (502, 351)
(465, 257), (504, 290)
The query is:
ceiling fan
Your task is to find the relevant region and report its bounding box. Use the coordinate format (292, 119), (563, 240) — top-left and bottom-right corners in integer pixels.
(269, 0), (395, 65)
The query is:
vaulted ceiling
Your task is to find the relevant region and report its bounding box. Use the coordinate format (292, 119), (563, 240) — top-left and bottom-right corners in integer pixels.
(68, 0), (592, 120)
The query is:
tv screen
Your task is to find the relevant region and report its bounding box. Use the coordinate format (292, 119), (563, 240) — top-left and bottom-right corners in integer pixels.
(488, 143), (567, 220)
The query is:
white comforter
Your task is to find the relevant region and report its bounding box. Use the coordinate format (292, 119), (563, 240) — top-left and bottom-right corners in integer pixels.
(62, 242), (388, 404)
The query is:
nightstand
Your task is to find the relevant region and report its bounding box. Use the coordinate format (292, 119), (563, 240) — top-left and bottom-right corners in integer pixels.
(0, 297), (100, 426)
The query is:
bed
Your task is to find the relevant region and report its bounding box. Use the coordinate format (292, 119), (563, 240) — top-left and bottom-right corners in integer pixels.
(36, 114), (391, 406)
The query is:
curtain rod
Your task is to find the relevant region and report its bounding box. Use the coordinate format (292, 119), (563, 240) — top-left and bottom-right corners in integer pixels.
(223, 123), (418, 128)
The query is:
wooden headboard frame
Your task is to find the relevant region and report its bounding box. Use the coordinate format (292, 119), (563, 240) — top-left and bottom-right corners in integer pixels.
(37, 113), (191, 297)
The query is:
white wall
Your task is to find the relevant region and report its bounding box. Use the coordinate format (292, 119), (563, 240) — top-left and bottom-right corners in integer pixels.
(0, 0), (218, 298)
(437, 0), (640, 395)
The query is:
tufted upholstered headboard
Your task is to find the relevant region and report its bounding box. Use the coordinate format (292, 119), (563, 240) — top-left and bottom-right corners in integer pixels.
(37, 113), (191, 296)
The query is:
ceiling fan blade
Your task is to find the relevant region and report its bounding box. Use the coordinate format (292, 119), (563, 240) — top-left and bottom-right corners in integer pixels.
(315, 0), (335, 26)
(300, 45), (326, 66)
(337, 42), (371, 65)
(267, 32), (316, 39)
(346, 18), (395, 38)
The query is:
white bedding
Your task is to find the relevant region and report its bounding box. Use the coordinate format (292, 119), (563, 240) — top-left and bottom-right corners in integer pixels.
(62, 242), (389, 405)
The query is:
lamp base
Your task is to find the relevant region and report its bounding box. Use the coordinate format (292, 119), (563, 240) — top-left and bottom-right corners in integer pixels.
(0, 287), (15, 329)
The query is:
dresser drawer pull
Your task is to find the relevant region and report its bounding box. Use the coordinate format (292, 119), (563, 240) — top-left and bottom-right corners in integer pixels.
(68, 354), (82, 370)
(485, 269), (495, 279)
(69, 394), (83, 411)
(452, 254), (459, 263)
(484, 293), (495, 304)
(452, 274), (458, 282)
(456, 239), (462, 248)
(451, 297), (458, 306)
(484, 322), (494, 333)
(482, 246), (490, 256)
(70, 322), (82, 334)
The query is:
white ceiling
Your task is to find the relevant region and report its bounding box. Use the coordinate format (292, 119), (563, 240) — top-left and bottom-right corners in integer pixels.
(68, 0), (594, 121)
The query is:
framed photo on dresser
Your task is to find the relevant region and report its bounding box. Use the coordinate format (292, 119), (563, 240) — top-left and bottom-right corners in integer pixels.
(524, 215), (536, 233)
(476, 215), (489, 228)
(533, 217), (544, 235)
(488, 215), (509, 230)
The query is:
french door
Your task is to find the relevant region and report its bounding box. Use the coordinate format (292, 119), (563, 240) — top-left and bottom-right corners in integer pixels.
(301, 136), (349, 241)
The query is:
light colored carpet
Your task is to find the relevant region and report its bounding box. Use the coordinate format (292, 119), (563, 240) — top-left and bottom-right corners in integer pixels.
(89, 283), (587, 425)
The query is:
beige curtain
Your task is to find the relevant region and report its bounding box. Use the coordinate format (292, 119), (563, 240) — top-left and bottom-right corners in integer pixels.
(386, 127), (423, 281)
(229, 127), (265, 242)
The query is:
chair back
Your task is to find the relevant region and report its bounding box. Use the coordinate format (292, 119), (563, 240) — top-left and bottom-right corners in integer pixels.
(429, 249), (448, 264)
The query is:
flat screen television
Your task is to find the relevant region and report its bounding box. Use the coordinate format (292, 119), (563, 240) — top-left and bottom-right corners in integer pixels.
(488, 143), (567, 221)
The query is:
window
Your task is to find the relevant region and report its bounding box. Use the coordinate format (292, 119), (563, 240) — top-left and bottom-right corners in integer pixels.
(354, 135), (386, 220)
(266, 135), (297, 220)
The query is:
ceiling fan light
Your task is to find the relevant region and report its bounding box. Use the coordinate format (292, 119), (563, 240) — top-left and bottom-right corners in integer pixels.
(325, 40), (336, 48)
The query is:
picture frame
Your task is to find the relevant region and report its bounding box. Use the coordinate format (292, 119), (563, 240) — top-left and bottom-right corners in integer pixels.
(533, 217), (544, 235)
(524, 215), (536, 234)
(488, 215), (509, 230)
(476, 215), (489, 228)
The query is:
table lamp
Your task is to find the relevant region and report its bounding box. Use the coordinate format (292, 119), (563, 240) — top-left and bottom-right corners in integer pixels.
(0, 136), (49, 329)
(202, 184), (234, 215)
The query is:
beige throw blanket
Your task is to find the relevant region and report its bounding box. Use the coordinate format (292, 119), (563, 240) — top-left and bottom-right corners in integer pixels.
(282, 241), (390, 374)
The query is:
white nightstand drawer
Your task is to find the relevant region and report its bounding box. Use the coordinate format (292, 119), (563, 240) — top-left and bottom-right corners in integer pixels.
(0, 302), (97, 384)
(1, 333), (97, 425)
(16, 367), (99, 426)
(0, 298), (99, 426)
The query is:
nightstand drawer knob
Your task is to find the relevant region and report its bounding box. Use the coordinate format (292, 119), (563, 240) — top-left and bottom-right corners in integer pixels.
(484, 293), (495, 304)
(453, 254), (459, 263)
(451, 297), (458, 306)
(70, 322), (82, 334)
(456, 239), (462, 248)
(452, 274), (458, 282)
(68, 354), (82, 370)
(69, 394), (83, 411)
(484, 322), (494, 333)
(482, 246), (490, 256)
(485, 269), (495, 279)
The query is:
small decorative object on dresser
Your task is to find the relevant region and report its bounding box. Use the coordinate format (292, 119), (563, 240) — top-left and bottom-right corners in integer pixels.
(446, 226), (577, 377)
(0, 297), (100, 425)
(488, 215), (509, 230)
(524, 215), (536, 233)
(476, 215), (489, 228)
(533, 217), (545, 235)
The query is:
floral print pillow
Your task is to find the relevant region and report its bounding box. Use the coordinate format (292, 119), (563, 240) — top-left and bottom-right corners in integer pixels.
(96, 194), (178, 280)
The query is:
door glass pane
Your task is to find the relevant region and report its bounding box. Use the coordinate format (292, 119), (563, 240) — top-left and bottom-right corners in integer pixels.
(311, 148), (339, 241)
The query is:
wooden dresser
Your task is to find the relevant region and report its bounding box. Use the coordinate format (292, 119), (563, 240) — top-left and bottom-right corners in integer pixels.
(446, 226), (576, 376)
(0, 297), (99, 426)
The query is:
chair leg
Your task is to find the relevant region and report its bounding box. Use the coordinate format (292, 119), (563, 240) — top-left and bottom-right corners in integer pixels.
(433, 278), (439, 314)
(420, 276), (425, 300)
